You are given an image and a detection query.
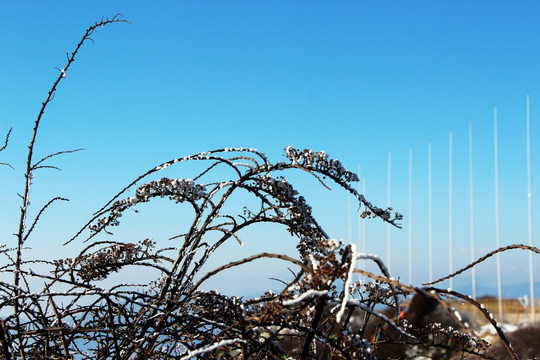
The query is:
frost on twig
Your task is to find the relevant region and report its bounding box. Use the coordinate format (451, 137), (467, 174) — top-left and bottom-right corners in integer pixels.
(2, 13), (527, 359)
(4, 144), (520, 359)
(3, 142), (417, 358)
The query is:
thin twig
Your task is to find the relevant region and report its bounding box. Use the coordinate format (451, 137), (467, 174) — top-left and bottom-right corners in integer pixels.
(423, 244), (540, 286)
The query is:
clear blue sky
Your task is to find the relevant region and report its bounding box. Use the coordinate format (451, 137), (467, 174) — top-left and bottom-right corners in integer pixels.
(1, 1), (539, 296)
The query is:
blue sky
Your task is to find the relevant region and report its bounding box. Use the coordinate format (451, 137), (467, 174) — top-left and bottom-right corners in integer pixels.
(1, 1), (539, 296)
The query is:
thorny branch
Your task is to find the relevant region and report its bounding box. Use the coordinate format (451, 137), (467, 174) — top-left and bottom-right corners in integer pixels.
(5, 142), (517, 359)
(9, 14), (129, 360)
(424, 243), (540, 286)
(0, 128), (13, 169)
(1, 16), (535, 360)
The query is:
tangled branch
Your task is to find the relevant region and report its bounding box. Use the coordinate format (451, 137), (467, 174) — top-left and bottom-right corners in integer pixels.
(1, 15), (535, 360)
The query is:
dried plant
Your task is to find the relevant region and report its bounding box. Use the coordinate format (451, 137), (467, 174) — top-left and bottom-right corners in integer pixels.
(1, 16), (538, 360)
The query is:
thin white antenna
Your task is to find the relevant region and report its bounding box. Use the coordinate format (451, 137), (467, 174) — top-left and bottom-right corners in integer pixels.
(409, 148), (413, 285)
(387, 152), (392, 274)
(348, 193), (352, 245)
(358, 165), (363, 282)
(449, 132), (454, 290)
(469, 122), (477, 300)
(494, 107), (504, 323)
(362, 177), (367, 277)
(428, 143), (433, 283)
(527, 94), (535, 323)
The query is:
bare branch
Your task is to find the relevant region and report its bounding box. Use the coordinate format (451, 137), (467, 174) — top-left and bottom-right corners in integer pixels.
(23, 197), (69, 242)
(31, 148), (84, 170)
(0, 127), (13, 169)
(0, 127), (11, 152)
(192, 252), (309, 292)
(423, 244), (540, 286)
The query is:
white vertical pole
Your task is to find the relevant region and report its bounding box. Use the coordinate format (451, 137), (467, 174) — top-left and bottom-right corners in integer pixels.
(527, 94), (535, 323)
(469, 122), (477, 300)
(429, 143), (433, 283)
(449, 132), (454, 290)
(358, 165), (363, 282)
(348, 193), (352, 245)
(362, 177), (367, 276)
(494, 107), (504, 323)
(409, 148), (413, 285)
(387, 152), (392, 274)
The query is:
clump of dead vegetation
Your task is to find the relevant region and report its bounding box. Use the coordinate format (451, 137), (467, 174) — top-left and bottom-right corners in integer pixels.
(1, 16), (538, 360)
